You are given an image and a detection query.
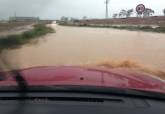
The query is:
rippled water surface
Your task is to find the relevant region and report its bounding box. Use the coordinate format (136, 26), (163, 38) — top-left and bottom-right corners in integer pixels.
(1, 25), (165, 71)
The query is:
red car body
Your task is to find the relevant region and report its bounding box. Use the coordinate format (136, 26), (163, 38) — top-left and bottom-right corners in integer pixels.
(0, 66), (165, 94)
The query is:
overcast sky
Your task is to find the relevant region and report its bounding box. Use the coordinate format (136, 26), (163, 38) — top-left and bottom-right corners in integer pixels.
(0, 0), (165, 20)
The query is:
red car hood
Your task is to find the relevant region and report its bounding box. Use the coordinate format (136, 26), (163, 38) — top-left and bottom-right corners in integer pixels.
(0, 66), (165, 94)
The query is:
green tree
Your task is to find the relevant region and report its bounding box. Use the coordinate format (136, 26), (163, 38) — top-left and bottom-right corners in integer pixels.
(113, 14), (118, 18)
(126, 9), (134, 17)
(119, 9), (127, 18)
(143, 8), (154, 17)
(163, 9), (165, 16)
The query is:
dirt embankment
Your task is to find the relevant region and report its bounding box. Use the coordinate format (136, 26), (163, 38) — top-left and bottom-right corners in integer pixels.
(79, 16), (165, 27)
(0, 22), (35, 38)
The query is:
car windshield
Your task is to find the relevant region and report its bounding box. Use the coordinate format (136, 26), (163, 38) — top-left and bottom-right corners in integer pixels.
(0, 0), (165, 94)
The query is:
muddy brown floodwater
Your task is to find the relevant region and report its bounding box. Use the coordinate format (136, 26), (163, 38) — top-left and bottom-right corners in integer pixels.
(1, 24), (165, 73)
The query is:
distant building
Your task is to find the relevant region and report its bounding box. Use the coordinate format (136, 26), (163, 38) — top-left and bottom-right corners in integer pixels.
(0, 20), (8, 23)
(9, 17), (40, 22)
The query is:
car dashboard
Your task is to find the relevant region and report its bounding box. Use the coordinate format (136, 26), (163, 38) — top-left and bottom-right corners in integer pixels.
(0, 92), (165, 114)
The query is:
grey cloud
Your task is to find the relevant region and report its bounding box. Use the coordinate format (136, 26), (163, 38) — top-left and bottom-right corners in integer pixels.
(0, 0), (164, 20)
(0, 0), (55, 19)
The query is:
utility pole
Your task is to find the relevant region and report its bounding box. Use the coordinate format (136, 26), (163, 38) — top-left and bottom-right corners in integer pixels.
(14, 12), (17, 18)
(105, 0), (109, 19)
(14, 12), (17, 21)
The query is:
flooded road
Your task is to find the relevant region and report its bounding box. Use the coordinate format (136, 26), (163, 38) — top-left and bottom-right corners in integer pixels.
(1, 24), (165, 71)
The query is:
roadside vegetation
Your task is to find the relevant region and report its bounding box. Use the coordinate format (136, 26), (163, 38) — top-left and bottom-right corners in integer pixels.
(0, 24), (54, 50)
(59, 23), (165, 33)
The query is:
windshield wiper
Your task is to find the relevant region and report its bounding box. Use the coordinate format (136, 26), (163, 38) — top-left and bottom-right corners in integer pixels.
(0, 54), (29, 114)
(0, 56), (28, 93)
(11, 70), (28, 91)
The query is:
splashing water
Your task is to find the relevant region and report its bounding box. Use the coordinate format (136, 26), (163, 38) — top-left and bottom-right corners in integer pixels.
(95, 59), (165, 80)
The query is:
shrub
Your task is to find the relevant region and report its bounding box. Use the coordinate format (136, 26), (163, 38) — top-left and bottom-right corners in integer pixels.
(0, 24), (54, 50)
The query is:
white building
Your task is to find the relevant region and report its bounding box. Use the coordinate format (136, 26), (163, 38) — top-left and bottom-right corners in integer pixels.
(9, 17), (40, 22)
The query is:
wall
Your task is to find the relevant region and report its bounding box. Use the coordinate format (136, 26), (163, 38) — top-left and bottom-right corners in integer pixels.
(79, 16), (165, 27)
